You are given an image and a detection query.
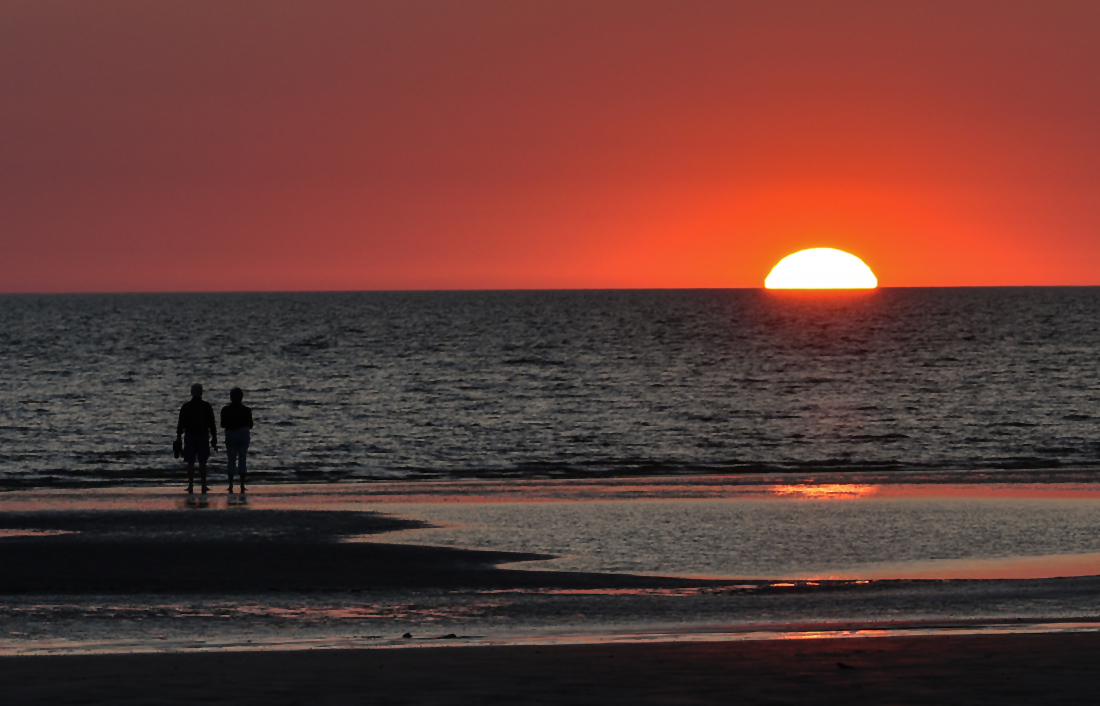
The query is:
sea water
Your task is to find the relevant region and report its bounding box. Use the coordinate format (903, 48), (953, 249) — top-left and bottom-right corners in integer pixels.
(1, 287), (1099, 488)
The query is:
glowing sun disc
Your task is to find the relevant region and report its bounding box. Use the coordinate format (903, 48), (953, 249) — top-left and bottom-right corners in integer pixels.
(765, 248), (877, 289)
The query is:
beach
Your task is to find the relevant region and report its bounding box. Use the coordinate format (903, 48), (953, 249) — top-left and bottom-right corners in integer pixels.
(5, 478), (1100, 705)
(7, 632), (1100, 704)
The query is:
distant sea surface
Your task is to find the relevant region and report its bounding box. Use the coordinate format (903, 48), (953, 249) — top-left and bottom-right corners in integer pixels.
(2, 288), (1099, 489)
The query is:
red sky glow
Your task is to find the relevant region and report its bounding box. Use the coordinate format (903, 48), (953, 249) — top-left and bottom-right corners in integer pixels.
(3, 1), (1099, 292)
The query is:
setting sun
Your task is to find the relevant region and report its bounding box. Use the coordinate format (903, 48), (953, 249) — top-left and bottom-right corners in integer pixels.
(764, 248), (878, 289)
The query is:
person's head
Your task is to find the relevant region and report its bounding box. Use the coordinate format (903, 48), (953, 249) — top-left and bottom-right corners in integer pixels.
(190, 383), (203, 399)
(230, 387), (244, 403)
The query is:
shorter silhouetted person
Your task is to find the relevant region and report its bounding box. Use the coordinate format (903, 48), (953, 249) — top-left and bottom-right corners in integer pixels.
(177, 383), (218, 494)
(221, 387), (254, 493)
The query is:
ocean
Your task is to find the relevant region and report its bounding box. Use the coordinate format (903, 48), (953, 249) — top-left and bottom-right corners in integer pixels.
(2, 287), (1098, 488)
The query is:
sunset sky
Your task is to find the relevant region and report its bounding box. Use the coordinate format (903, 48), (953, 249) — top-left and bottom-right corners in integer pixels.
(3, 1), (1099, 292)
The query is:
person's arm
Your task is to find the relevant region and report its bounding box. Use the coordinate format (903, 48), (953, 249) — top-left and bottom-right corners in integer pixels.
(247, 407), (254, 429)
(206, 404), (219, 449)
(176, 405), (185, 438)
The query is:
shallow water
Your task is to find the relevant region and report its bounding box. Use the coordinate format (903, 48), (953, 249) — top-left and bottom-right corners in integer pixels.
(6, 479), (1100, 655)
(329, 478), (1100, 580)
(370, 497), (1100, 580)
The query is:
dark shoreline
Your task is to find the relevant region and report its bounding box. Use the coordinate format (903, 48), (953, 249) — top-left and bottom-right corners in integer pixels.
(7, 633), (1100, 705)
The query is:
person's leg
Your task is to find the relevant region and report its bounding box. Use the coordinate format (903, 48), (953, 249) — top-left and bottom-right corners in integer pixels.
(183, 434), (198, 493)
(238, 433), (250, 492)
(197, 435), (211, 493)
(226, 438), (238, 493)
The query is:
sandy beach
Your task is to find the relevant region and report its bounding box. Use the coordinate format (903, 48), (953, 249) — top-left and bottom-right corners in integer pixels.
(5, 632), (1100, 705)
(6, 484), (1100, 704)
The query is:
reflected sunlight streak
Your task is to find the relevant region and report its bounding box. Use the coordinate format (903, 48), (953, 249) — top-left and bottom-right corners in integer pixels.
(768, 484), (877, 499)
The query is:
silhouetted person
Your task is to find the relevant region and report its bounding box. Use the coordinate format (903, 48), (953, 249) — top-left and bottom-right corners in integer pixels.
(176, 383), (218, 494)
(221, 387), (254, 493)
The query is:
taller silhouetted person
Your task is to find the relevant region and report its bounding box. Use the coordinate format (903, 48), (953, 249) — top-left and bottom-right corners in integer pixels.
(221, 387), (254, 494)
(176, 383), (218, 494)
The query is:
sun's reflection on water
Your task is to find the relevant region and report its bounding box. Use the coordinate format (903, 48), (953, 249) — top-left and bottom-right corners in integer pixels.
(768, 484), (877, 499)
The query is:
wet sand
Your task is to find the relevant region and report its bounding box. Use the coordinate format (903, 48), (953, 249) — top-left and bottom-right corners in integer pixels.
(5, 632), (1100, 705)
(0, 508), (721, 594)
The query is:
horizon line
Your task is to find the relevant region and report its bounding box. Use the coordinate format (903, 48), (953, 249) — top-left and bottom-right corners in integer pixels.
(2, 284), (1098, 296)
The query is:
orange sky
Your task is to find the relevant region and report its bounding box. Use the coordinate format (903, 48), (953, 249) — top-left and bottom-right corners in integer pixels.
(2, 1), (1099, 292)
